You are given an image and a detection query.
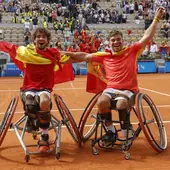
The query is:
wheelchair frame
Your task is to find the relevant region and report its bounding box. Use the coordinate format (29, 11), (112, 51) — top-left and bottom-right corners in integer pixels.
(78, 92), (167, 159)
(0, 94), (81, 162)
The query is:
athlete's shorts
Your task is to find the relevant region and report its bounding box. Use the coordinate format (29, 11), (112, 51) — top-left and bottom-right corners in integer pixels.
(21, 89), (51, 99)
(102, 88), (134, 100)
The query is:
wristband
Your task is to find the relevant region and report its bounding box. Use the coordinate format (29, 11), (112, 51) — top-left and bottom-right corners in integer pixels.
(153, 17), (160, 23)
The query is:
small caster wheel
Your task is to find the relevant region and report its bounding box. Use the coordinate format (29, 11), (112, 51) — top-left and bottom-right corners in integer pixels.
(33, 134), (37, 140)
(55, 153), (60, 160)
(124, 152), (130, 160)
(25, 155), (30, 162)
(92, 147), (99, 155)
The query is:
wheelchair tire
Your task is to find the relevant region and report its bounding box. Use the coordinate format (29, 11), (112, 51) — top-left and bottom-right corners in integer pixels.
(78, 93), (101, 142)
(136, 93), (167, 152)
(0, 96), (19, 146)
(53, 94), (82, 147)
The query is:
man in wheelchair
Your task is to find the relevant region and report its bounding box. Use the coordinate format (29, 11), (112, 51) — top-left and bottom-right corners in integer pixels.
(21, 89), (52, 152)
(97, 90), (135, 147)
(63, 7), (165, 146)
(0, 27), (104, 153)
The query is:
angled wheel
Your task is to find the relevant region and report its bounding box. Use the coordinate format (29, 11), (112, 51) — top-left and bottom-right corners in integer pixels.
(0, 96), (19, 146)
(53, 94), (81, 147)
(135, 93), (167, 152)
(78, 93), (101, 142)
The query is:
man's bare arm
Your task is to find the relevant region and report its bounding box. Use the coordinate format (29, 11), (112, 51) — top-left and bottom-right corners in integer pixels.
(60, 51), (92, 64)
(139, 7), (165, 48)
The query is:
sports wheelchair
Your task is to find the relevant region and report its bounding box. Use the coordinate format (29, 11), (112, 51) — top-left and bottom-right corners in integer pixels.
(78, 92), (167, 159)
(0, 93), (81, 162)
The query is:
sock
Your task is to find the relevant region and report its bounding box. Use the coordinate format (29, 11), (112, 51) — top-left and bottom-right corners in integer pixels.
(40, 128), (48, 135)
(106, 124), (116, 133)
(121, 129), (133, 139)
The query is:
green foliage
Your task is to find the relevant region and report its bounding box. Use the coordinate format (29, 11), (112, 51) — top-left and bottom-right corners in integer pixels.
(138, 55), (155, 61)
(165, 56), (170, 61)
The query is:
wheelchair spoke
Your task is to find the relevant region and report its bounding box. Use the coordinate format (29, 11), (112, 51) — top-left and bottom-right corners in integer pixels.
(54, 94), (81, 147)
(136, 93), (167, 152)
(78, 93), (101, 142)
(0, 97), (18, 146)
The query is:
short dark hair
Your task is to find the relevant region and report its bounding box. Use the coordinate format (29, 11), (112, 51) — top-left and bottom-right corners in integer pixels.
(108, 30), (123, 39)
(32, 28), (51, 43)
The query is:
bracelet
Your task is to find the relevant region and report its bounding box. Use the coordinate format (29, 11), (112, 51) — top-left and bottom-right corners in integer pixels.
(153, 17), (160, 23)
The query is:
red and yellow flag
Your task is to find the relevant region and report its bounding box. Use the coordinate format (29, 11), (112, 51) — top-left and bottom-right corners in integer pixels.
(0, 42), (74, 84)
(86, 52), (110, 93)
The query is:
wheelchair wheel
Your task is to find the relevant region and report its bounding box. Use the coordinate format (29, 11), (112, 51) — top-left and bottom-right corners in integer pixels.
(136, 93), (167, 152)
(0, 96), (19, 146)
(53, 94), (81, 147)
(78, 93), (101, 142)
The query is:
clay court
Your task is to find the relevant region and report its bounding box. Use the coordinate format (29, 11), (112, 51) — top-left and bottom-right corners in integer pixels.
(0, 74), (170, 170)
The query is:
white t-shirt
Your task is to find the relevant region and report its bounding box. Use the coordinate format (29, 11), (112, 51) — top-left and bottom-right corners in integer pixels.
(150, 44), (158, 53)
(24, 21), (30, 29)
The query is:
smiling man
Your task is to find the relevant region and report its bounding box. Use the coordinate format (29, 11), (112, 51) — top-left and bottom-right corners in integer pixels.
(0, 28), (89, 153)
(63, 7), (165, 146)
(0, 28), (72, 153)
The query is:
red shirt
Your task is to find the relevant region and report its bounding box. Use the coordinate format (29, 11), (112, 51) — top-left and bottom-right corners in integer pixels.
(0, 42), (59, 92)
(21, 63), (55, 91)
(92, 43), (143, 92)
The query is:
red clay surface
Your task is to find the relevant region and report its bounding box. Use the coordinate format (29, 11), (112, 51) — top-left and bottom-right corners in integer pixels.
(0, 74), (170, 170)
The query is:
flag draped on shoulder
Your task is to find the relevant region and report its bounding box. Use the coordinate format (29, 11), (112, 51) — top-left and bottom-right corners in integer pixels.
(0, 42), (74, 84)
(86, 52), (109, 94)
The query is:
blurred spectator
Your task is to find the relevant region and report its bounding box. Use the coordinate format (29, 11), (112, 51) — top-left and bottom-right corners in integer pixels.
(159, 41), (169, 59)
(122, 11), (127, 23)
(161, 21), (169, 39)
(24, 18), (31, 32)
(63, 37), (71, 51)
(129, 1), (134, 14)
(144, 14), (152, 30)
(0, 11), (2, 23)
(56, 42), (63, 51)
(142, 45), (149, 57)
(24, 28), (31, 46)
(98, 43), (105, 52)
(43, 18), (48, 29)
(58, 20), (64, 33)
(149, 41), (158, 58)
(32, 16), (38, 30)
(164, 9), (169, 22)
(12, 13), (18, 23)
(92, 0), (98, 10)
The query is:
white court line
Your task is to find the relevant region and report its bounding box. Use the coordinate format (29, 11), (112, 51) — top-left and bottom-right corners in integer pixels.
(84, 120), (170, 127)
(0, 87), (86, 92)
(7, 120), (170, 132)
(140, 87), (170, 97)
(0, 86), (169, 98)
(0, 105), (170, 115)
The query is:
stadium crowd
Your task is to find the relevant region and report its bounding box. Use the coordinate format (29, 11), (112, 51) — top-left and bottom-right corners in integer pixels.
(0, 0), (169, 59)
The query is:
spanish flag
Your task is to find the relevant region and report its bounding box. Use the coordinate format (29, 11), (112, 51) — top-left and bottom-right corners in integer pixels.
(86, 52), (110, 94)
(0, 42), (74, 84)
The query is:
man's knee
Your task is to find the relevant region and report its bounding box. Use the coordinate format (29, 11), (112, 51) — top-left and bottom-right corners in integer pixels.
(24, 94), (39, 114)
(39, 93), (51, 111)
(97, 95), (111, 112)
(116, 98), (129, 110)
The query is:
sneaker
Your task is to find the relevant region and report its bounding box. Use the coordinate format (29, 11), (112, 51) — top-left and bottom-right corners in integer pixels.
(102, 130), (117, 147)
(38, 134), (50, 153)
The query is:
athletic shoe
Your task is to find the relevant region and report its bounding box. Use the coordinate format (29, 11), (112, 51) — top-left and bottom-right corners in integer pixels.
(102, 130), (117, 147)
(38, 134), (50, 153)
